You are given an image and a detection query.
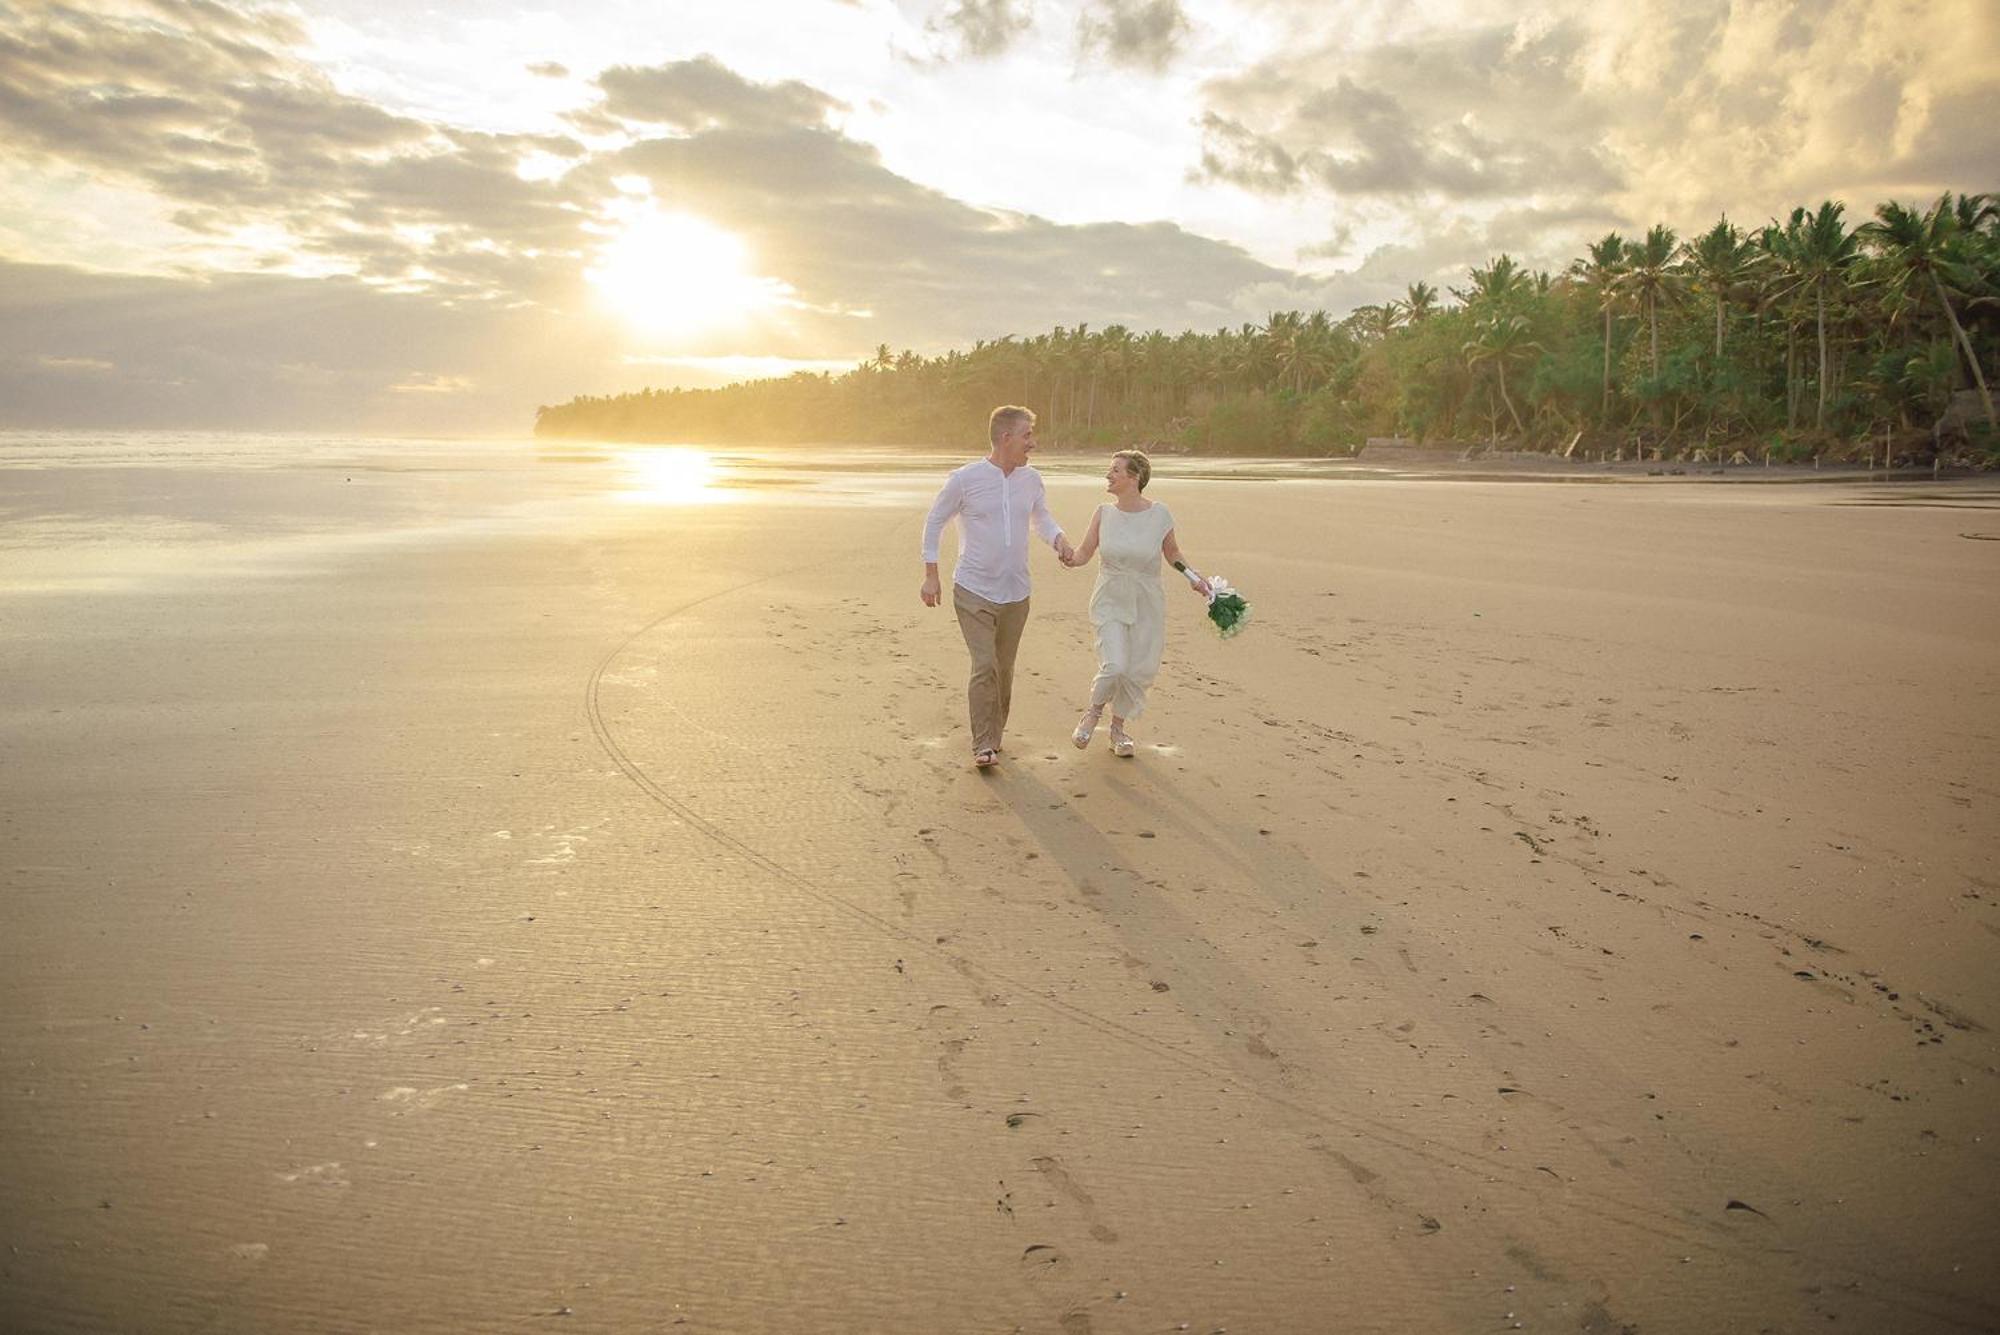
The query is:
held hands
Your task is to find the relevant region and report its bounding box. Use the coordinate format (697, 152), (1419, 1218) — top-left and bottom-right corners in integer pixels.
(1054, 536), (1078, 567)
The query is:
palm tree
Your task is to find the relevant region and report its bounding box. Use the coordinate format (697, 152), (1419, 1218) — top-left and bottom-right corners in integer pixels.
(1757, 215), (1810, 426)
(1780, 202), (1863, 430)
(1354, 302), (1405, 342)
(1137, 330), (1174, 418)
(1683, 217), (1759, 362)
(1951, 192), (1999, 233)
(1403, 280), (1439, 322)
(1454, 254), (1531, 310)
(1618, 224), (1681, 380)
(1859, 194), (1996, 434)
(1297, 310), (1341, 393)
(1271, 317), (1312, 394)
(1464, 312), (1544, 439)
(1259, 310), (1304, 393)
(1569, 232), (1626, 420)
(1099, 324), (1134, 424)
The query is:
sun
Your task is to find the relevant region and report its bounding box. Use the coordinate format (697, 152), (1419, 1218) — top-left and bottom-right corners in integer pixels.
(585, 207), (788, 339)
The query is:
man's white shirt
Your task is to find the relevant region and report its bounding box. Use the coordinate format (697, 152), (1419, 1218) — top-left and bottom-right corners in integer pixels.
(922, 458), (1064, 604)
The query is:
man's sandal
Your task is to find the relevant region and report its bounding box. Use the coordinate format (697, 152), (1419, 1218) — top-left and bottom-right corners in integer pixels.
(974, 748), (999, 768)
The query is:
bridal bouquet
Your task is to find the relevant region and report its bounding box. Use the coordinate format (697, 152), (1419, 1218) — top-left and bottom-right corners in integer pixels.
(1180, 565), (1253, 639)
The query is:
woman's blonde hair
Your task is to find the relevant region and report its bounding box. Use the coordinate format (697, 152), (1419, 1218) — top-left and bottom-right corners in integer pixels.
(1112, 449), (1151, 491)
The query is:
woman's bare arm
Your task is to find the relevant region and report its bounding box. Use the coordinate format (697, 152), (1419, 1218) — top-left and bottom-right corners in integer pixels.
(1161, 528), (1209, 595)
(1069, 508), (1104, 566)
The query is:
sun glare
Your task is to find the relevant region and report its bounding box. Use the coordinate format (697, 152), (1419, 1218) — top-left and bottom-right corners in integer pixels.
(620, 446), (722, 505)
(586, 208), (787, 339)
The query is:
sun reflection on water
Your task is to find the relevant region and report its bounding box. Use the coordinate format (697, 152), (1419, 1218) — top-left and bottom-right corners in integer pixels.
(619, 447), (723, 505)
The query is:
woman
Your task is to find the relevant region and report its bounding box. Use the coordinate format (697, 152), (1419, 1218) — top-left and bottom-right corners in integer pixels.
(1061, 450), (1209, 757)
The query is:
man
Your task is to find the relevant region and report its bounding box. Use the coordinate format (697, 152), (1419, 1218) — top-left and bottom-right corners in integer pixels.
(921, 406), (1073, 769)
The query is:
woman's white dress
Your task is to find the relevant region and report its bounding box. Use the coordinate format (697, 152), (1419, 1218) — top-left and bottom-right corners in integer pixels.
(1088, 502), (1173, 719)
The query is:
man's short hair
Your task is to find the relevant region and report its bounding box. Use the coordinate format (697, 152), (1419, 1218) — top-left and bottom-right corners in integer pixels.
(989, 405), (1036, 445)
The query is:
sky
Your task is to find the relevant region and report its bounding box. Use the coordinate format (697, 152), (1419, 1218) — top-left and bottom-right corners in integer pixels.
(2, 0), (1995, 434)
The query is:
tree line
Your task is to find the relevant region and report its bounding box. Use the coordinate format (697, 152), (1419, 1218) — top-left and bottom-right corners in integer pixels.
(535, 192), (1999, 464)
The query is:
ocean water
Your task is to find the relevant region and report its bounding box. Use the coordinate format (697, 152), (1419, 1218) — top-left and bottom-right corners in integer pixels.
(12, 431), (1854, 598)
(0, 433), (963, 595)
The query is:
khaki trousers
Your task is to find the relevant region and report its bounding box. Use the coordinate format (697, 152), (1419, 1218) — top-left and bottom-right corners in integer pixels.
(952, 584), (1030, 754)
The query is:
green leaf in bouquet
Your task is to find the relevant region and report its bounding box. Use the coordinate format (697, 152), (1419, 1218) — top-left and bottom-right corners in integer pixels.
(1207, 591), (1251, 639)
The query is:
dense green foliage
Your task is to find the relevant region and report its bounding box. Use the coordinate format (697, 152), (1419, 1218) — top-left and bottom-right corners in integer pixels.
(537, 193), (2000, 463)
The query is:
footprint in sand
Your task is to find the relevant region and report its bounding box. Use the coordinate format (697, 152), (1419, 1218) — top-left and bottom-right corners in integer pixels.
(921, 1003), (972, 1101)
(1019, 1242), (1072, 1279)
(1015, 1252), (1098, 1334)
(1306, 1135), (1422, 1224)
(1032, 1155), (1120, 1243)
(1322, 1148), (1379, 1186)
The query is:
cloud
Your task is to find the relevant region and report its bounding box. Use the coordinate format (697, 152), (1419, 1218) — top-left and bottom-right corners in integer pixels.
(1195, 19), (1620, 203)
(0, 1), (583, 302)
(0, 28), (1312, 429)
(16, 1), (1982, 436)
(927, 0), (1033, 59)
(1192, 112), (1298, 193)
(594, 56), (846, 133)
(1194, 0), (2000, 229)
(1185, 0), (1999, 318)
(1602, 0), (2000, 224)
(604, 114), (1289, 352)
(1078, 0), (1191, 73)
(1294, 74), (1617, 199)
(1294, 221), (1354, 264)
(0, 257), (616, 431)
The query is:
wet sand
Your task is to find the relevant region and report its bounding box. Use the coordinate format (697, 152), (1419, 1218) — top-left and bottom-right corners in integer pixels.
(3, 458), (1998, 1333)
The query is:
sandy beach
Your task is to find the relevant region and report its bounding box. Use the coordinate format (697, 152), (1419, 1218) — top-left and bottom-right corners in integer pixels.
(3, 440), (1998, 1334)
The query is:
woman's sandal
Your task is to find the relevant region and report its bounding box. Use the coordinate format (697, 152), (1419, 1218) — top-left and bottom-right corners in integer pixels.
(974, 748), (999, 768)
(1109, 727), (1136, 758)
(1072, 706), (1103, 749)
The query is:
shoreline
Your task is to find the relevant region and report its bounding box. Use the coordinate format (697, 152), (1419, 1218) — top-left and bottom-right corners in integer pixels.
(6, 436), (1997, 603)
